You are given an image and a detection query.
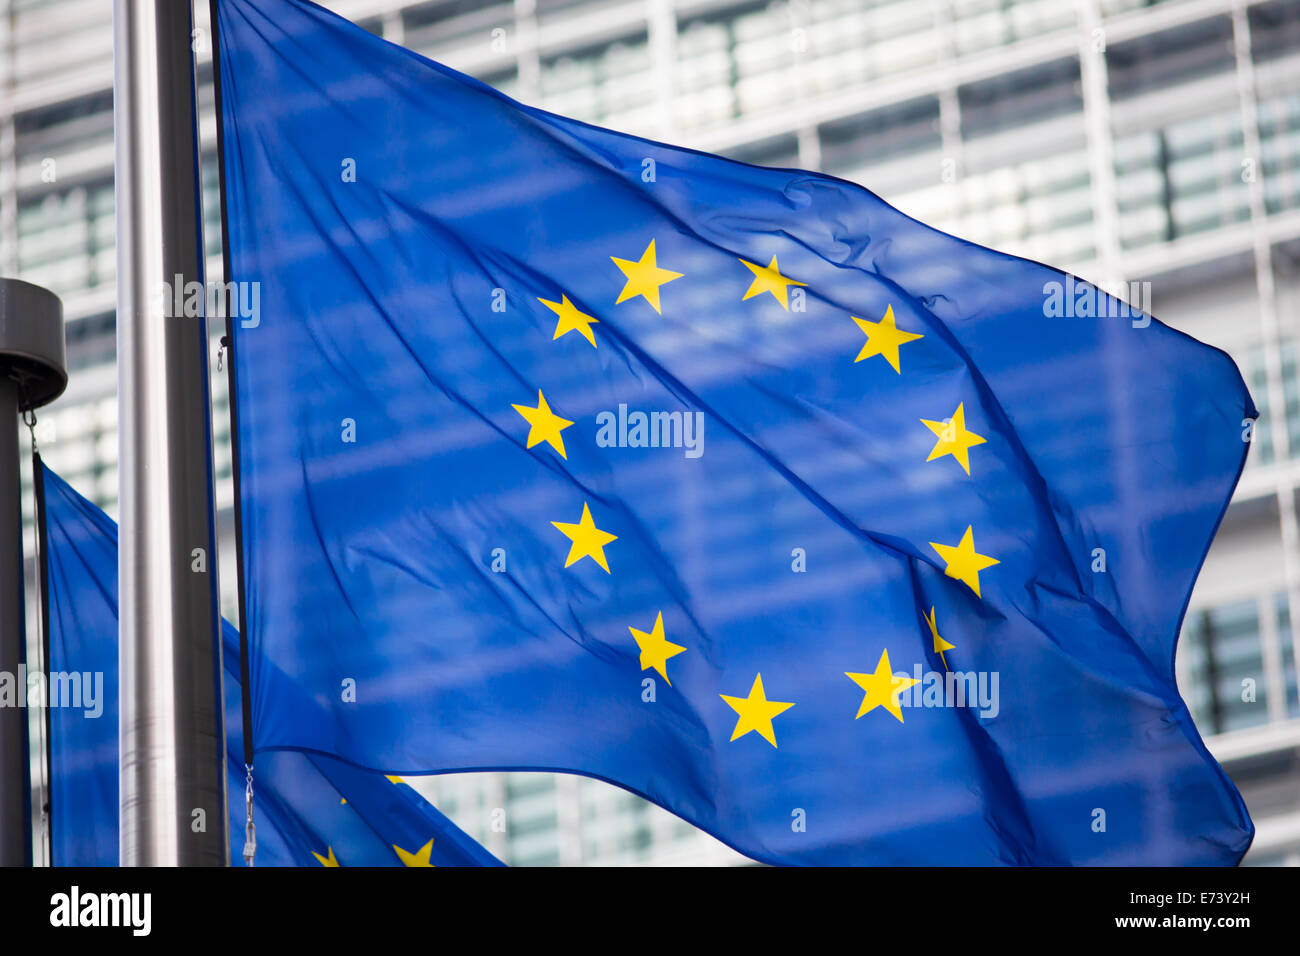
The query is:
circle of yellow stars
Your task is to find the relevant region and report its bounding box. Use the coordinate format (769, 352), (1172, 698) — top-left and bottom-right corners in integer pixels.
(504, 237), (1001, 751)
(312, 239), (999, 866)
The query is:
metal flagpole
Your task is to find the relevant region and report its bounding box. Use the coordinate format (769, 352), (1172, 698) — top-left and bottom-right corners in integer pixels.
(113, 0), (228, 866)
(0, 372), (30, 868)
(0, 278), (66, 868)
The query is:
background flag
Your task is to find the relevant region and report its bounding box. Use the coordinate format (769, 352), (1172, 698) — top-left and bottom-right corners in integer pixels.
(215, 0), (1254, 864)
(42, 464), (501, 867)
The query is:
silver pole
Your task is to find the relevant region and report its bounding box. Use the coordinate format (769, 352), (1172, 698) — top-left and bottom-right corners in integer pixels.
(114, 0), (227, 866)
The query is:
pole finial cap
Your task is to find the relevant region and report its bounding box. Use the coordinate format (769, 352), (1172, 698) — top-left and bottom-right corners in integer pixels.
(0, 278), (68, 411)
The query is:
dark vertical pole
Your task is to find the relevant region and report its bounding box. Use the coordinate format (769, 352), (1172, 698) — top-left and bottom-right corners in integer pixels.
(0, 377), (30, 867)
(1201, 610), (1224, 735)
(0, 277), (66, 868)
(31, 450), (52, 866)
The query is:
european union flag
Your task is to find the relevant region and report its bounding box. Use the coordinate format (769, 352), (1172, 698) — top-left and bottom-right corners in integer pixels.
(42, 464), (500, 867)
(214, 0), (1254, 864)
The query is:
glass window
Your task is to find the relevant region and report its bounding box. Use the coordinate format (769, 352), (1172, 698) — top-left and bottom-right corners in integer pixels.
(727, 134), (800, 171)
(1181, 598), (1270, 734)
(1260, 93), (1300, 217)
(1277, 595), (1300, 718)
(818, 96), (942, 178)
(958, 57), (1082, 139)
(16, 178), (115, 303)
(1246, 341), (1300, 468)
(676, 15), (739, 130)
(14, 89), (113, 155)
(952, 0), (1077, 56)
(540, 34), (653, 131)
(12, 2), (113, 90)
(1248, 0), (1300, 65)
(1115, 106), (1250, 250)
(943, 146), (1094, 266)
(1106, 16), (1234, 101)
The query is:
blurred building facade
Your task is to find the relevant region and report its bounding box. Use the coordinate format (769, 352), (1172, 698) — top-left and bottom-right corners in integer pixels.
(2, 0), (1298, 864)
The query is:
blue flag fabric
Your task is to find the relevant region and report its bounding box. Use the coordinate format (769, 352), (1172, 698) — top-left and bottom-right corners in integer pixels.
(42, 464), (500, 867)
(215, 0), (1254, 865)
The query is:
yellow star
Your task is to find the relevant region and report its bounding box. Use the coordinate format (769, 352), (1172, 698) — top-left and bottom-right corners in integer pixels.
(720, 673), (795, 748)
(929, 525), (1000, 598)
(393, 838), (435, 867)
(312, 846), (340, 867)
(738, 255), (807, 310)
(921, 402), (986, 475)
(926, 606), (955, 670)
(628, 611), (686, 685)
(551, 501), (618, 572)
(611, 239), (683, 313)
(512, 389), (574, 459)
(539, 294), (599, 348)
(851, 304), (924, 372)
(845, 649), (920, 723)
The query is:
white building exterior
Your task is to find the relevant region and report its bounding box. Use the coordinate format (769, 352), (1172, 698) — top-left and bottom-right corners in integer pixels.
(2, 0), (1297, 864)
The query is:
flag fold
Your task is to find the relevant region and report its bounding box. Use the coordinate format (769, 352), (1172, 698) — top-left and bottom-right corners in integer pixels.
(214, 0), (1254, 865)
(43, 464), (500, 867)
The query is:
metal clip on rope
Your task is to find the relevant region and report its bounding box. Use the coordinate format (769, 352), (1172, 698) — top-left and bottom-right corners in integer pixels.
(242, 763), (256, 866)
